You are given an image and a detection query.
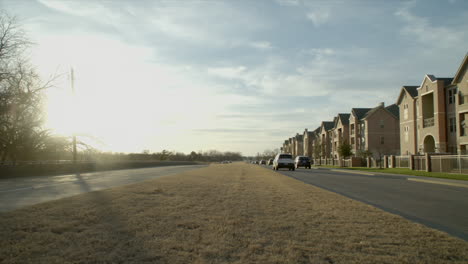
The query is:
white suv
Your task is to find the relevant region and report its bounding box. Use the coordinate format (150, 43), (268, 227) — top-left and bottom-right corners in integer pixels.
(273, 153), (295, 171)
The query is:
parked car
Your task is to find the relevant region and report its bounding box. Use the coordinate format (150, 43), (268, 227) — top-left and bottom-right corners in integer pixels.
(273, 153), (295, 171)
(267, 158), (273, 165)
(294, 156), (311, 169)
(260, 160), (266, 165)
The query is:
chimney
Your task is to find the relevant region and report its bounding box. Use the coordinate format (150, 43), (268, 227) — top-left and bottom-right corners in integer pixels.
(378, 102), (385, 107)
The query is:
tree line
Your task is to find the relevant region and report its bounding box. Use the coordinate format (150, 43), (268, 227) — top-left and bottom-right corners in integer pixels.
(50, 149), (243, 163)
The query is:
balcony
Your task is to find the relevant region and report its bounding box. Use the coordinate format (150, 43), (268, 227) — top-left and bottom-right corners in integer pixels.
(423, 117), (434, 128)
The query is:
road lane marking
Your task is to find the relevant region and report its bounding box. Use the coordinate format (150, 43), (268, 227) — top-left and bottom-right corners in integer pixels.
(0, 186), (33, 193)
(407, 178), (468, 188)
(330, 169), (375, 176)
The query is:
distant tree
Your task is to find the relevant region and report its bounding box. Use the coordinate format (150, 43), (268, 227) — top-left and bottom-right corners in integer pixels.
(262, 149), (276, 159)
(159, 149), (172, 161)
(338, 141), (353, 159)
(189, 151), (198, 161)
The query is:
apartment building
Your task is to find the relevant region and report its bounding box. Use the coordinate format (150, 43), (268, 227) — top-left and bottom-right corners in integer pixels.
(292, 133), (304, 157)
(397, 86), (419, 155)
(319, 121), (335, 158)
(416, 75), (455, 153)
(349, 108), (371, 154)
(282, 140), (290, 154)
(349, 103), (400, 157)
(454, 54), (468, 154)
(395, 54), (468, 155)
(303, 128), (315, 158)
(331, 113), (351, 159)
(310, 127), (321, 159)
(288, 137), (294, 155)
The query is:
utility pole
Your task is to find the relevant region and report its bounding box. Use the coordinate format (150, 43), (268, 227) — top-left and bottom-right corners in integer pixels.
(71, 68), (77, 165)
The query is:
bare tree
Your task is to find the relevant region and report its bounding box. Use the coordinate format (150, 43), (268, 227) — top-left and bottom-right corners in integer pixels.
(0, 12), (31, 79)
(0, 12), (54, 163)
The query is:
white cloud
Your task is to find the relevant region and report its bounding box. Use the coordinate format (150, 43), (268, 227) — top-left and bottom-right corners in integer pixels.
(275, 0), (300, 6)
(207, 66), (247, 79)
(249, 41), (273, 50)
(394, 4), (467, 52)
(306, 9), (330, 27)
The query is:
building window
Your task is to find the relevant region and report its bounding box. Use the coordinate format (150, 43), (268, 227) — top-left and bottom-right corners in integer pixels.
(448, 89), (455, 104)
(449, 117), (456, 133)
(380, 136), (384, 144)
(380, 120), (384, 128)
(350, 124), (355, 135)
(460, 114), (466, 136)
(351, 137), (355, 144)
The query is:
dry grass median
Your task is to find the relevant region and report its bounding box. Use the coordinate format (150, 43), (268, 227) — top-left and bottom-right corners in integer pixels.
(1, 163), (467, 263)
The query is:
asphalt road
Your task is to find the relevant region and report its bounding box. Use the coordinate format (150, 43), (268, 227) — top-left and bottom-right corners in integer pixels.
(264, 165), (468, 241)
(0, 165), (206, 212)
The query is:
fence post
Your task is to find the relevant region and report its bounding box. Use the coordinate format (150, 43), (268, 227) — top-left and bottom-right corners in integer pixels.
(409, 155), (415, 170)
(425, 153), (431, 172)
(384, 155), (388, 168)
(391, 155), (396, 168)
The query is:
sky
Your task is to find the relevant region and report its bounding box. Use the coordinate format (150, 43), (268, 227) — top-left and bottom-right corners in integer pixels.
(1, 0), (467, 156)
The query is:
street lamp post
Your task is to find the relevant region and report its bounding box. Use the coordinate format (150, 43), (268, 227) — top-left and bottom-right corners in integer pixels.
(70, 68), (77, 165)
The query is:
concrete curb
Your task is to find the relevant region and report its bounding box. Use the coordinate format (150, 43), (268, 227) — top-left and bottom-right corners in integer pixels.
(312, 166), (468, 187)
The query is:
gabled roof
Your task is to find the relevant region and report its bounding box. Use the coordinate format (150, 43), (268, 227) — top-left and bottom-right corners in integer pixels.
(334, 113), (351, 128)
(304, 130), (314, 139)
(351, 108), (372, 120)
(419, 74), (453, 89)
(295, 134), (303, 141)
(385, 104), (399, 119)
(321, 121), (334, 132)
(403, 86), (419, 98)
(396, 85), (419, 105)
(362, 104), (399, 120)
(439, 78), (454, 85)
(453, 53), (468, 84)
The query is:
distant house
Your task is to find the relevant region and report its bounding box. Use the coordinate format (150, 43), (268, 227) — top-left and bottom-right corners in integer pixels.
(331, 113), (351, 159)
(349, 107), (372, 154)
(288, 137), (293, 154)
(303, 128), (315, 159)
(349, 103), (400, 158)
(292, 133), (304, 157)
(282, 140), (290, 154)
(319, 121), (335, 158)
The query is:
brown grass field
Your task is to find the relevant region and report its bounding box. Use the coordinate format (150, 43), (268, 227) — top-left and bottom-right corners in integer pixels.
(1, 163), (468, 263)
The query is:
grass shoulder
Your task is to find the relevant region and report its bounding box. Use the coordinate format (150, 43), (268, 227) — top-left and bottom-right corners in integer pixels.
(313, 165), (468, 181)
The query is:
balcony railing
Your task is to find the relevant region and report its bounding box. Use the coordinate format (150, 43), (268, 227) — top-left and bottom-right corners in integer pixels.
(423, 117), (435, 128)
